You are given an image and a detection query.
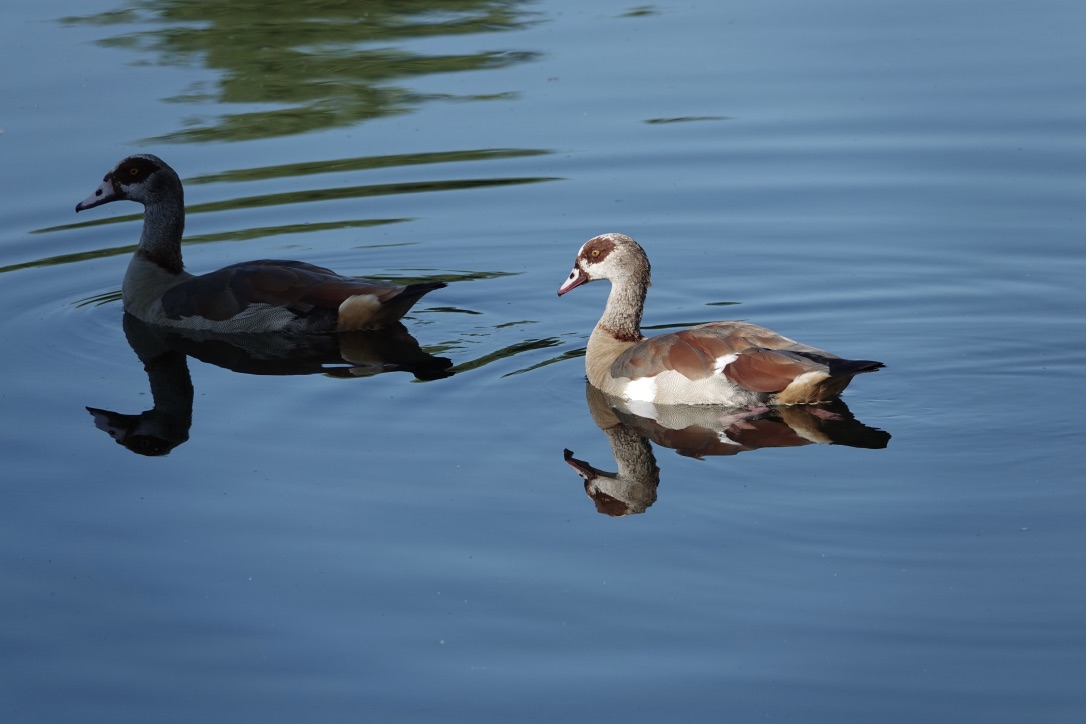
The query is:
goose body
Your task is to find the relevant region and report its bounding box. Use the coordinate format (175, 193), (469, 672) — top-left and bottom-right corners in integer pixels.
(76, 154), (444, 333)
(557, 233), (883, 406)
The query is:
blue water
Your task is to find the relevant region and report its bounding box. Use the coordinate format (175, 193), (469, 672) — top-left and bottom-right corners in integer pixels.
(2, 0), (1085, 722)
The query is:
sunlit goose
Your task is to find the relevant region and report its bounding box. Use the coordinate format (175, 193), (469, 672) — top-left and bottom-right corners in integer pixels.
(76, 154), (445, 333)
(557, 233), (883, 406)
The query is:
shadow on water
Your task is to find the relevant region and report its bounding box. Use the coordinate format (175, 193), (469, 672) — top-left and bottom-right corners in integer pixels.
(61, 0), (541, 143)
(564, 384), (891, 517)
(87, 314), (452, 456)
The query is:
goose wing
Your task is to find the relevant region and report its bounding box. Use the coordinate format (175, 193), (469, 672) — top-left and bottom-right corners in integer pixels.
(160, 260), (410, 322)
(610, 321), (849, 393)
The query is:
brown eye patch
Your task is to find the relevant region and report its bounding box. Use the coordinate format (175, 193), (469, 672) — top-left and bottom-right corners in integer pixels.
(115, 157), (159, 185)
(581, 236), (616, 262)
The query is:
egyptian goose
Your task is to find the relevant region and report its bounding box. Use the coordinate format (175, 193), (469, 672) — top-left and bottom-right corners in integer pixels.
(76, 154), (445, 333)
(557, 233), (883, 406)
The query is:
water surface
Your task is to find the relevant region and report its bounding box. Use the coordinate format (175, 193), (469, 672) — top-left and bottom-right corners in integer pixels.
(2, 0), (1085, 722)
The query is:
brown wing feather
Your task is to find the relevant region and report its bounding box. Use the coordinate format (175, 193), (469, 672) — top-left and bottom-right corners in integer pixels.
(612, 325), (745, 380)
(611, 321), (837, 392)
(663, 337), (716, 379)
(611, 322), (808, 379)
(161, 260), (406, 321)
(720, 349), (824, 392)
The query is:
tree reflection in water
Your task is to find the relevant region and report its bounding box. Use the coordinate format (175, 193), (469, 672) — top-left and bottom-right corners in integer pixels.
(63, 0), (539, 142)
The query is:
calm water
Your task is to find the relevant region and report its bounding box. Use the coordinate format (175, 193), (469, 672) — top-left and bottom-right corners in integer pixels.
(3, 0), (1085, 721)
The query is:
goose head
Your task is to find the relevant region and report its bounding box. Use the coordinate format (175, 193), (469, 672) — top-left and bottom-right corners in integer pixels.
(557, 233), (651, 296)
(75, 154), (181, 212)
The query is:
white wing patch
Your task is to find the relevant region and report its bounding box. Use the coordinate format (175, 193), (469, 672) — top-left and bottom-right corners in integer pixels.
(624, 399), (660, 420)
(716, 430), (742, 446)
(623, 376), (658, 403)
(713, 353), (738, 375)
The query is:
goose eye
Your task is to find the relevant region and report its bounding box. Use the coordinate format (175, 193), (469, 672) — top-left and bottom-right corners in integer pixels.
(129, 167), (139, 176)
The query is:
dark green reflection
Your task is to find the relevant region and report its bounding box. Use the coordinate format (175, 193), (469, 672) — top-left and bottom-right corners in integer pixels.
(39, 148), (556, 244)
(43, 173), (557, 237)
(63, 0), (540, 142)
(444, 337), (563, 376)
(188, 148), (552, 185)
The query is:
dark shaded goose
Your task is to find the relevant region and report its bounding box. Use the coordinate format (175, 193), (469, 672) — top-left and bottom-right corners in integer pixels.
(557, 233), (883, 406)
(76, 154), (445, 333)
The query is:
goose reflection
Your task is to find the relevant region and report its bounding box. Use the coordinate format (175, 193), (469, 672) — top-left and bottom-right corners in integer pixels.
(87, 314), (452, 456)
(564, 384), (890, 516)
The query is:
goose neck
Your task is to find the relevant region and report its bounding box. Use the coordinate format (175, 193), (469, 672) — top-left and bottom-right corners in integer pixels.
(597, 275), (646, 343)
(139, 196), (185, 275)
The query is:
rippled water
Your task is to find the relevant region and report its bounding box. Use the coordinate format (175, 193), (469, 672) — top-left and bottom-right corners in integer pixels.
(3, 0), (1086, 722)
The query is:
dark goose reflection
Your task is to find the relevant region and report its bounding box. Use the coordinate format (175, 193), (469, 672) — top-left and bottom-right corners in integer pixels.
(88, 314), (451, 456)
(564, 385), (891, 517)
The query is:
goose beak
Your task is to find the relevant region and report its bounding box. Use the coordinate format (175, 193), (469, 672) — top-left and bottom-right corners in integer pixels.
(558, 266), (588, 296)
(563, 448), (602, 480)
(75, 177), (120, 212)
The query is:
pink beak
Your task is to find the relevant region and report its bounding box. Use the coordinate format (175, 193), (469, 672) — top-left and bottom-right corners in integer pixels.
(557, 267), (588, 296)
(76, 176), (120, 212)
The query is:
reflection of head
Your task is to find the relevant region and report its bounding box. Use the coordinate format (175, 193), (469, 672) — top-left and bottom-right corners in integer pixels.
(565, 384), (661, 516)
(564, 431), (660, 517)
(86, 319), (194, 457)
(584, 470), (659, 517)
(86, 407), (189, 457)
